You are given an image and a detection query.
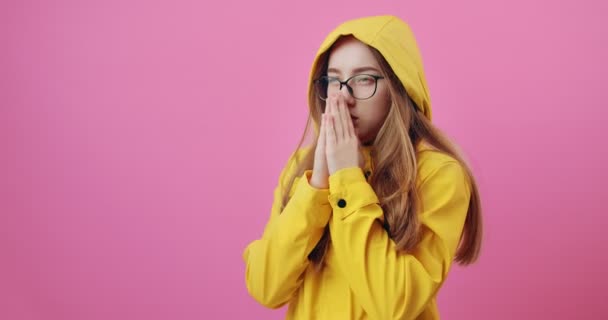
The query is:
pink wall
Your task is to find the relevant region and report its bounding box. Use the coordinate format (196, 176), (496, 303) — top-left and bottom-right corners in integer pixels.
(2, 0), (607, 319)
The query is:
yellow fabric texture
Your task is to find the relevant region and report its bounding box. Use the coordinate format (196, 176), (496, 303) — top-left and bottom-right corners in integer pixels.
(243, 15), (471, 320)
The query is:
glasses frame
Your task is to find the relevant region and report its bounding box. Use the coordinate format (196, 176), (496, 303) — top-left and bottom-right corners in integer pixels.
(314, 74), (385, 101)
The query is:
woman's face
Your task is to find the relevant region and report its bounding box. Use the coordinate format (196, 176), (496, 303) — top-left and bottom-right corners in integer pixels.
(325, 37), (391, 145)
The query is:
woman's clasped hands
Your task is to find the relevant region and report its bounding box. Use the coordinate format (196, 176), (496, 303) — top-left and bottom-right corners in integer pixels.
(309, 93), (365, 189)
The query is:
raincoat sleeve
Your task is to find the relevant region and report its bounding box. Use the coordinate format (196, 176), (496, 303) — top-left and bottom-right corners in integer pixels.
(242, 149), (332, 309)
(327, 161), (471, 320)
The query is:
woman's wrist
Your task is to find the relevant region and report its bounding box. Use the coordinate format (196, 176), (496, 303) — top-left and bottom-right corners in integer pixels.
(309, 174), (329, 189)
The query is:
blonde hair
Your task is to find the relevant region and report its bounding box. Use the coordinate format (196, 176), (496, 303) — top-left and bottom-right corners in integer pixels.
(280, 39), (482, 268)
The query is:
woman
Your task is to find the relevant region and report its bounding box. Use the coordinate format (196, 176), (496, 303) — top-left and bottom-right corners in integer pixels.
(242, 14), (483, 319)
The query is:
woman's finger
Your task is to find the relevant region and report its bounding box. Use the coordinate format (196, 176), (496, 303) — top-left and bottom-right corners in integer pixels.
(325, 113), (336, 147)
(332, 96), (344, 141)
(338, 95), (351, 139)
(346, 105), (355, 138)
(318, 114), (326, 146)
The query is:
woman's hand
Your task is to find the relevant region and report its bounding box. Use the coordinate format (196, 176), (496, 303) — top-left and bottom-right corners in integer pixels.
(310, 105), (330, 189)
(325, 94), (361, 175)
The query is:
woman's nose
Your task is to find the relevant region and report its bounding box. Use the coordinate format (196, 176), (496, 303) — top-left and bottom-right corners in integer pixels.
(339, 85), (356, 104)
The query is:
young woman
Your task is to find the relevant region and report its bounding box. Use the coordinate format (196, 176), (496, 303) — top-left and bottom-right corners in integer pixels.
(242, 14), (483, 320)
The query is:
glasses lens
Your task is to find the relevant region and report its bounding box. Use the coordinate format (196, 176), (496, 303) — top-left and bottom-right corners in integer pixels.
(349, 75), (377, 99)
(314, 77), (329, 100)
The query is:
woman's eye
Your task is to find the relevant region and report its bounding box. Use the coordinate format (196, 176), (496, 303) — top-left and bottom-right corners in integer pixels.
(356, 76), (373, 84)
(327, 78), (341, 87)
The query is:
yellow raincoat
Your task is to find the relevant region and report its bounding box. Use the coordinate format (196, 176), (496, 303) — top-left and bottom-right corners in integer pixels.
(243, 15), (472, 320)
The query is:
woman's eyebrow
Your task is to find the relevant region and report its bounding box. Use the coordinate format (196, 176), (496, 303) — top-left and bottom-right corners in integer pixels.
(327, 66), (381, 74)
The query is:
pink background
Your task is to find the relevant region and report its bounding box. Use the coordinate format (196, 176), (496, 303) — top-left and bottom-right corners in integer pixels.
(1, 0), (607, 319)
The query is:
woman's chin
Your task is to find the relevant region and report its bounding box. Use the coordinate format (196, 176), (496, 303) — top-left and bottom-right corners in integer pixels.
(354, 128), (362, 139)
(355, 129), (370, 144)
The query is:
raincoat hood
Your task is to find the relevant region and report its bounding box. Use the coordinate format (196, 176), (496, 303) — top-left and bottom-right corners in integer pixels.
(309, 15), (433, 121)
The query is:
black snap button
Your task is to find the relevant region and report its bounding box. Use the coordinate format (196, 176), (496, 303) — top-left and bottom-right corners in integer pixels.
(337, 199), (347, 208)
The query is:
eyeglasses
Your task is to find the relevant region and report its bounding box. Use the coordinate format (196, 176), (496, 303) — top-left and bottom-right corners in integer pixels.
(313, 74), (385, 100)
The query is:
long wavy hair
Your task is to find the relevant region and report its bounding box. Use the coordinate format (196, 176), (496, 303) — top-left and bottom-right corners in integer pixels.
(279, 38), (483, 268)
